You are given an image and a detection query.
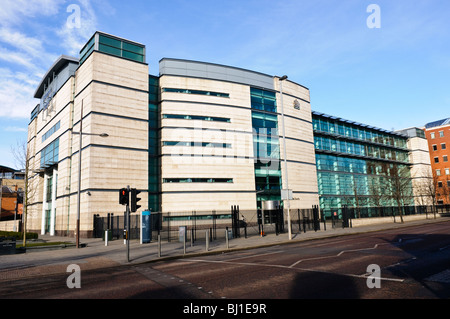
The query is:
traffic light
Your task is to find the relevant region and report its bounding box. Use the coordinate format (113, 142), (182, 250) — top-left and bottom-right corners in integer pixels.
(119, 188), (129, 206)
(130, 188), (141, 212)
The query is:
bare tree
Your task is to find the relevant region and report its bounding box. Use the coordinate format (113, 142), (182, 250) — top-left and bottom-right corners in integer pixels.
(11, 140), (39, 247)
(368, 176), (387, 217)
(385, 165), (414, 223)
(413, 168), (438, 218)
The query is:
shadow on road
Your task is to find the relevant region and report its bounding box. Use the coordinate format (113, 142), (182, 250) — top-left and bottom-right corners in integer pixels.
(387, 233), (450, 299)
(289, 271), (361, 299)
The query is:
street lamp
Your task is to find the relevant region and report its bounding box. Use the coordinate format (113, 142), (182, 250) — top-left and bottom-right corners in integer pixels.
(73, 101), (109, 248)
(278, 75), (292, 240)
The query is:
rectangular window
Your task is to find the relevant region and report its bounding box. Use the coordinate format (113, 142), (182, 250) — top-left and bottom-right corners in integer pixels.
(251, 112), (278, 132)
(163, 141), (231, 148)
(444, 155), (448, 162)
(163, 178), (233, 183)
(42, 121), (61, 143)
(162, 114), (231, 123)
(445, 168), (450, 175)
(431, 132), (435, 139)
(436, 169), (441, 176)
(122, 41), (145, 55)
(79, 36), (95, 65)
(432, 145), (438, 151)
(99, 35), (122, 48)
(40, 138), (59, 168)
(97, 34), (145, 63)
(162, 88), (229, 98)
(442, 143), (447, 150)
(250, 88), (277, 113)
(434, 157), (439, 163)
(439, 131), (444, 138)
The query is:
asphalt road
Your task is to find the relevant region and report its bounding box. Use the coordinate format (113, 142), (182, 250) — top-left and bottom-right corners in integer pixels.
(1, 221), (450, 301)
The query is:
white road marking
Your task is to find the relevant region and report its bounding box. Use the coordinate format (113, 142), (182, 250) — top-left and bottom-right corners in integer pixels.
(186, 258), (405, 283)
(225, 250), (285, 262)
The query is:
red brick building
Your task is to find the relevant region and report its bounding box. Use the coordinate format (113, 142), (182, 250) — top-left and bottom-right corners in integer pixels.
(0, 166), (24, 223)
(425, 118), (450, 204)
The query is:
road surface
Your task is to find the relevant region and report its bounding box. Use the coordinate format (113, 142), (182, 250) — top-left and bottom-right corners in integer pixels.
(1, 220), (449, 300)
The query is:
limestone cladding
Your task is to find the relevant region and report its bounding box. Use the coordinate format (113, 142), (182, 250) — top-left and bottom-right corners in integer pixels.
(274, 78), (319, 209)
(27, 51), (149, 236)
(160, 75), (256, 212)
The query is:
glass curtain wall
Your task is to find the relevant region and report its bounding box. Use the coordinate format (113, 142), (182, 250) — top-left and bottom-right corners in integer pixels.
(250, 88), (282, 208)
(80, 33), (145, 66)
(148, 75), (160, 212)
(313, 114), (414, 214)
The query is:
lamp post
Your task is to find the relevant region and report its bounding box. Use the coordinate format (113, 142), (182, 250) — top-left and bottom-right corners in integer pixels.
(279, 75), (292, 240)
(74, 101), (109, 248)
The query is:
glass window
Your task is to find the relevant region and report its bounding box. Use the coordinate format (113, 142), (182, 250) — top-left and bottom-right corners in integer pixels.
(40, 138), (59, 168)
(251, 87), (277, 113)
(42, 121), (61, 142)
(163, 114), (230, 123)
(163, 178), (233, 183)
(94, 34), (146, 63)
(80, 36), (95, 65)
(415, 129), (426, 139)
(122, 50), (144, 62)
(162, 88), (229, 98)
(122, 42), (144, 55)
(99, 43), (121, 56)
(99, 35), (122, 48)
(337, 123), (345, 136)
(250, 88), (263, 96)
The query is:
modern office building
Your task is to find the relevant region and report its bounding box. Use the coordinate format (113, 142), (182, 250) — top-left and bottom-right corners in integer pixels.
(395, 127), (433, 206)
(312, 111), (415, 216)
(424, 118), (450, 204)
(26, 32), (319, 237)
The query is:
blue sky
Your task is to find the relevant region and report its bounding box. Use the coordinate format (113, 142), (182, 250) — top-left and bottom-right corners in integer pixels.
(0, 0), (449, 169)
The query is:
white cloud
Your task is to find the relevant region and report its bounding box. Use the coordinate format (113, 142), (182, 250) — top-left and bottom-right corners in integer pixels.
(0, 0), (65, 27)
(0, 28), (46, 59)
(0, 68), (37, 118)
(57, 0), (98, 56)
(4, 126), (28, 132)
(0, 46), (37, 70)
(0, 0), (100, 119)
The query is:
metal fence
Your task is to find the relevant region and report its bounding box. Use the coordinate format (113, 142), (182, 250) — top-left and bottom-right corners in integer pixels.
(321, 204), (450, 229)
(322, 204), (450, 220)
(93, 204), (450, 241)
(93, 206), (322, 241)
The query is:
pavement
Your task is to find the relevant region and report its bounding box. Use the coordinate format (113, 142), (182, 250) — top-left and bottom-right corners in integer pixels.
(0, 216), (449, 282)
